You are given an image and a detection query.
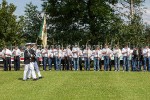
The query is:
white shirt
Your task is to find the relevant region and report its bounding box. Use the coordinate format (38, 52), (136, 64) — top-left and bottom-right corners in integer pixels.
(72, 47), (80, 58)
(102, 48), (112, 56)
(143, 48), (150, 57)
(83, 49), (92, 58)
(48, 50), (53, 58)
(55, 49), (62, 58)
(78, 49), (83, 57)
(130, 49), (133, 56)
(36, 49), (41, 57)
(51, 49), (57, 57)
(113, 48), (122, 57)
(12, 49), (21, 56)
(65, 48), (72, 57)
(122, 48), (130, 56)
(1, 49), (5, 58)
(148, 49), (150, 57)
(5, 49), (12, 57)
(41, 49), (48, 57)
(61, 49), (65, 58)
(92, 50), (102, 58)
(109, 49), (113, 58)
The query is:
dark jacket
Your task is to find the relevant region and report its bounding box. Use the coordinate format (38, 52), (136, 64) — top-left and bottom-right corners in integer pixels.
(132, 49), (138, 59)
(29, 49), (36, 62)
(139, 48), (143, 61)
(24, 49), (31, 64)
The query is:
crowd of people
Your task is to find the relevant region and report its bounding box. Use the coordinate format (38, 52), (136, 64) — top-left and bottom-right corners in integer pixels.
(1, 44), (150, 73)
(0, 43), (150, 80)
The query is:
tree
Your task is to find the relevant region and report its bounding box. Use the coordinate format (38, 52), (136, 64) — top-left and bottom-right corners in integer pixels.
(41, 0), (123, 46)
(0, 0), (25, 47)
(107, 0), (147, 47)
(23, 2), (41, 44)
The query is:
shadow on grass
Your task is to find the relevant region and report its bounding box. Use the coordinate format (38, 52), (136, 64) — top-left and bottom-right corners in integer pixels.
(18, 78), (23, 80)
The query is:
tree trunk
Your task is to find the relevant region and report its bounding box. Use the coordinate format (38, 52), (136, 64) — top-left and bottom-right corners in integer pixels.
(130, 0), (134, 22)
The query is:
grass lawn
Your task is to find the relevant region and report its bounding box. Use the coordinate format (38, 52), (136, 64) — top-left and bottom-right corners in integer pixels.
(0, 70), (150, 100)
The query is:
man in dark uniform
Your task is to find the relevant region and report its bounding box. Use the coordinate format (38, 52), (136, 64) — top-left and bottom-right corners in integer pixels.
(23, 44), (37, 81)
(27, 44), (42, 78)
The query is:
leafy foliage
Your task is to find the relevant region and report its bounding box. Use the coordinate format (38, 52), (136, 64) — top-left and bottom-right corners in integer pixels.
(0, 0), (149, 48)
(23, 2), (41, 44)
(0, 0), (25, 47)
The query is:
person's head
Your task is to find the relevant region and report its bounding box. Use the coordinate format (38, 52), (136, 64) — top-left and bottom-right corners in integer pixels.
(125, 45), (128, 48)
(87, 45), (91, 50)
(74, 43), (78, 47)
(105, 44), (108, 48)
(57, 45), (60, 50)
(145, 46), (148, 49)
(50, 45), (54, 50)
(115, 45), (119, 49)
(33, 44), (37, 49)
(133, 47), (136, 50)
(96, 45), (100, 50)
(26, 44), (31, 49)
(15, 46), (18, 50)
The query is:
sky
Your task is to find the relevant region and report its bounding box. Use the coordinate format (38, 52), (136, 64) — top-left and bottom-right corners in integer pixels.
(0, 0), (150, 24)
(143, 0), (150, 24)
(1, 0), (43, 16)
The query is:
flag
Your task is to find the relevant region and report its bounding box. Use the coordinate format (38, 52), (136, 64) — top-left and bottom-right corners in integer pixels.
(39, 15), (47, 48)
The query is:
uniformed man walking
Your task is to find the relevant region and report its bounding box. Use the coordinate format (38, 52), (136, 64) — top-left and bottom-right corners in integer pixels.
(23, 44), (37, 81)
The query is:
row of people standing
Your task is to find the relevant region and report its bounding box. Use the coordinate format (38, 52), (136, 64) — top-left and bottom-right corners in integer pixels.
(0, 44), (150, 72)
(39, 45), (150, 71)
(0, 46), (21, 71)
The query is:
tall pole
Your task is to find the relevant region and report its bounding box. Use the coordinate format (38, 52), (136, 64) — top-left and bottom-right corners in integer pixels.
(130, 0), (134, 23)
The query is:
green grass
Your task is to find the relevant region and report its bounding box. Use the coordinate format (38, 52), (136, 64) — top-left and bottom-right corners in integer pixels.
(0, 70), (150, 100)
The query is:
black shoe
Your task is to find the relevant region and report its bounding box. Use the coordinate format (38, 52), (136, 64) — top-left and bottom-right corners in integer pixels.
(33, 78), (38, 81)
(39, 76), (43, 79)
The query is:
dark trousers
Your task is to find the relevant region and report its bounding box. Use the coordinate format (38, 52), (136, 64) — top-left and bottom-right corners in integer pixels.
(79, 57), (83, 71)
(55, 57), (62, 70)
(99, 59), (102, 70)
(104, 56), (110, 71)
(52, 57), (56, 70)
(132, 58), (138, 71)
(3, 58), (7, 71)
(138, 60), (143, 71)
(48, 57), (52, 70)
(109, 58), (112, 71)
(43, 57), (48, 71)
(62, 58), (65, 70)
(14, 56), (20, 71)
(65, 57), (72, 70)
(5, 57), (11, 71)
